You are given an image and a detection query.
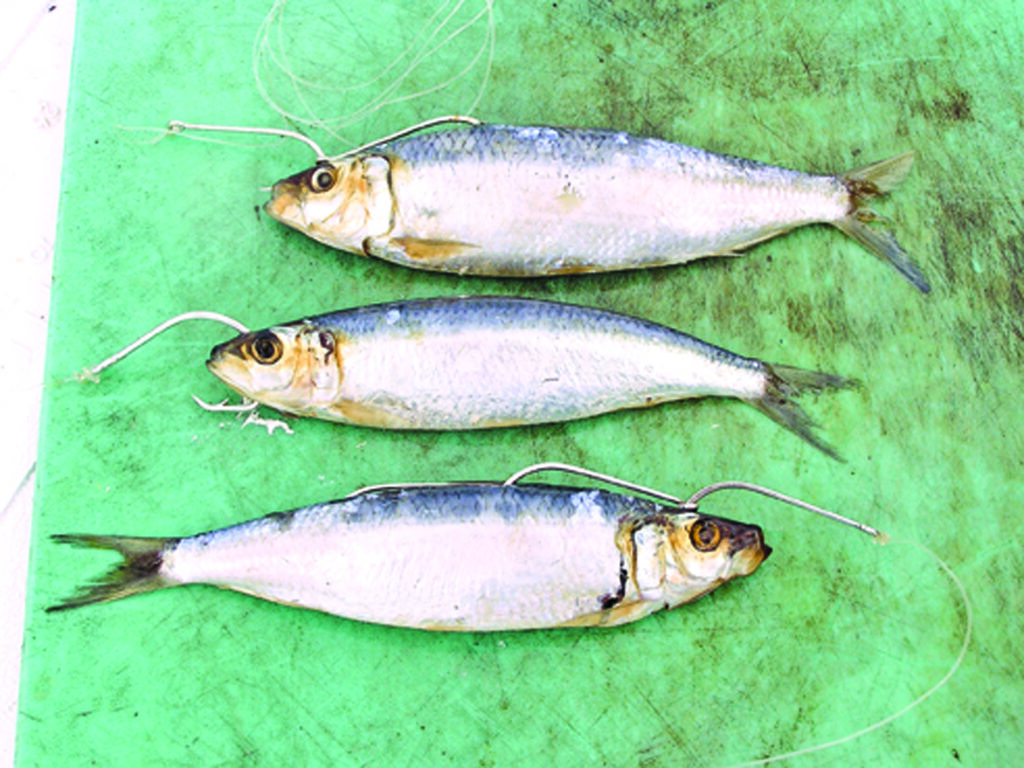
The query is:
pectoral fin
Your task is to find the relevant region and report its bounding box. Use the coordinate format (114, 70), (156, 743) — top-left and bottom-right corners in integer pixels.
(391, 236), (481, 262)
(555, 598), (661, 628)
(362, 235), (481, 268)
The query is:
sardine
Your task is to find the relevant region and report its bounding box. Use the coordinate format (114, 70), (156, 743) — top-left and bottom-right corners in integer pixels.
(48, 482), (770, 630)
(206, 296), (852, 458)
(264, 124), (926, 291)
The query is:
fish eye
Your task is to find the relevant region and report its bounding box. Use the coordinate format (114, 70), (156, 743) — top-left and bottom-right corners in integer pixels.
(308, 165), (337, 193)
(689, 519), (722, 552)
(248, 331), (283, 365)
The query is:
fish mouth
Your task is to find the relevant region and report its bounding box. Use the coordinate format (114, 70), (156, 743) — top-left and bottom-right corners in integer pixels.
(733, 527), (771, 560)
(728, 524), (771, 576)
(204, 352), (227, 381)
(263, 174), (309, 224)
(262, 197), (280, 221)
(264, 187), (297, 223)
(207, 338), (247, 366)
(204, 346), (255, 399)
(205, 339), (252, 392)
(716, 518), (770, 559)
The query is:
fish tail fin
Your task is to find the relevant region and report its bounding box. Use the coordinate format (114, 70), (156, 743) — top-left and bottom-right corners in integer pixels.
(833, 151), (930, 293)
(47, 534), (177, 612)
(745, 363), (858, 461)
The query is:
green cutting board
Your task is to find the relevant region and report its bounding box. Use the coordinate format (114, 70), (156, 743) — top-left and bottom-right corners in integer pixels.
(18, 1), (1023, 765)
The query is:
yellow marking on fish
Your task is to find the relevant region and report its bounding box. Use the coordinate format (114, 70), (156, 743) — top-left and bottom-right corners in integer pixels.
(265, 185), (300, 221)
(545, 262), (599, 275)
(719, 227), (798, 254)
(320, 398), (412, 428)
(387, 154), (411, 187)
(614, 518), (642, 598)
(467, 416), (530, 429)
(326, 163), (368, 228)
(416, 619), (472, 632)
(554, 188), (583, 213)
(391, 236), (480, 261)
(554, 599), (657, 628)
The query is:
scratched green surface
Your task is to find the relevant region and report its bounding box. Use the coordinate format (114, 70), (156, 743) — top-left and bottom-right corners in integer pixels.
(17, 1), (1023, 766)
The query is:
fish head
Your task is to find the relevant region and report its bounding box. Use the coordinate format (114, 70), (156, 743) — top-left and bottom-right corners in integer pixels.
(661, 513), (771, 600)
(206, 323), (343, 416)
(264, 155), (394, 254)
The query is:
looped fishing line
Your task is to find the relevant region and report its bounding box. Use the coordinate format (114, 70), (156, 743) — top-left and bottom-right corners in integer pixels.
(720, 536), (971, 767)
(252, 0), (495, 147)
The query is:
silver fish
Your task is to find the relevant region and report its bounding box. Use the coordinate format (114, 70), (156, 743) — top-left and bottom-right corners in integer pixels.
(206, 296), (852, 458)
(264, 123), (926, 290)
(48, 482), (770, 631)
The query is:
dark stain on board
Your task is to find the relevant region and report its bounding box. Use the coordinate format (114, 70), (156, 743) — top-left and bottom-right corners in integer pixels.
(936, 88), (974, 122)
(914, 87), (975, 124)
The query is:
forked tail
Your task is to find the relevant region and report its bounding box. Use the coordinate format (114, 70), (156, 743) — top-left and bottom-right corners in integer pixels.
(833, 152), (930, 293)
(745, 363), (857, 461)
(47, 534), (178, 611)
